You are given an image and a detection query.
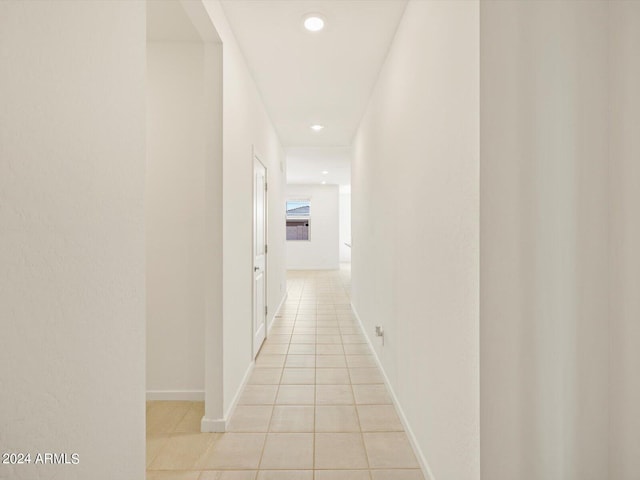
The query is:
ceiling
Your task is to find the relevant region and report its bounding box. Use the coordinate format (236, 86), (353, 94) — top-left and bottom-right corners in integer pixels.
(286, 147), (352, 186)
(220, 0), (408, 186)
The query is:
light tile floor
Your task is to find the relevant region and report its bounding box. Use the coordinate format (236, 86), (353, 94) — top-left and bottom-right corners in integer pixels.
(146, 267), (424, 480)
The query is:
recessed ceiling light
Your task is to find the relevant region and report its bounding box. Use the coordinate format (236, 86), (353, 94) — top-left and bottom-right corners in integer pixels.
(322, 171), (329, 175)
(321, 181), (327, 185)
(310, 124), (324, 132)
(303, 14), (325, 32)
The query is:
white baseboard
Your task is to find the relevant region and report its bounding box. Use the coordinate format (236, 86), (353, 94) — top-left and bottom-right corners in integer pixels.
(269, 292), (288, 333)
(350, 303), (436, 480)
(146, 390), (204, 401)
(200, 416), (226, 433)
(223, 360), (255, 426)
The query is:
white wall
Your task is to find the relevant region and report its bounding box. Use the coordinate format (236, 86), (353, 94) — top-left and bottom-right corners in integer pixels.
(339, 187), (351, 263)
(146, 37), (222, 401)
(480, 2), (609, 479)
(351, 2), (480, 479)
(610, 3), (640, 478)
(0, 2), (146, 479)
(202, 0), (288, 422)
(286, 184), (340, 270)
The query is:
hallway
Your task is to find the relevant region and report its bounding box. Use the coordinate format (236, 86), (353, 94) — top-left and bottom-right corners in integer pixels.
(146, 267), (423, 480)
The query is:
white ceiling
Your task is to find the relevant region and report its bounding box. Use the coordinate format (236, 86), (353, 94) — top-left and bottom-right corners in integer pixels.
(220, 0), (407, 186)
(286, 147), (352, 186)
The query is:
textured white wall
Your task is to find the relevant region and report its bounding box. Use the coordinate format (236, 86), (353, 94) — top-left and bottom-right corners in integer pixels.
(0, 2), (146, 479)
(339, 190), (351, 263)
(202, 0), (288, 419)
(480, 2), (609, 479)
(351, 1), (480, 478)
(610, 3), (640, 478)
(146, 41), (212, 400)
(286, 185), (340, 270)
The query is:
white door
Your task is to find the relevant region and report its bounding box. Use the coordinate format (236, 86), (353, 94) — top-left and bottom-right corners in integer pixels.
(253, 156), (267, 357)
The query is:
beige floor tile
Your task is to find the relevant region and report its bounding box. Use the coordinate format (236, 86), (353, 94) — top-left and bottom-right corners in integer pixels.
(357, 405), (403, 432)
(174, 402), (205, 433)
(238, 385), (279, 405)
(316, 405), (360, 432)
(343, 344), (372, 355)
(256, 471), (313, 480)
(291, 334), (316, 344)
(256, 354), (286, 368)
(346, 355), (378, 368)
(352, 385), (392, 405)
(315, 433), (369, 469)
(370, 470), (425, 480)
(199, 472), (257, 480)
(279, 307), (299, 314)
(339, 327), (362, 335)
(316, 327), (340, 335)
(316, 368), (351, 385)
(285, 354), (316, 368)
(260, 433), (314, 469)
(149, 432), (219, 470)
(276, 320), (296, 326)
(197, 433), (265, 469)
(314, 470), (371, 480)
(146, 434), (169, 467)
(316, 385), (354, 405)
(269, 405), (314, 432)
(316, 344), (345, 355)
(259, 344), (289, 355)
(316, 355), (347, 368)
(275, 385), (315, 405)
(341, 334), (367, 344)
(147, 401), (192, 435)
(227, 406), (273, 432)
(147, 471), (200, 480)
(316, 321), (339, 327)
(363, 432), (419, 469)
(316, 334), (342, 344)
(270, 327), (294, 335)
(267, 334), (292, 344)
(248, 368), (282, 385)
(317, 306), (335, 312)
(288, 344), (316, 355)
(349, 368), (384, 385)
(293, 327), (316, 334)
(281, 368), (316, 385)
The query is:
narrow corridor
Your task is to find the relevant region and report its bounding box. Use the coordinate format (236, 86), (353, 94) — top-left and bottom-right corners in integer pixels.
(146, 267), (423, 480)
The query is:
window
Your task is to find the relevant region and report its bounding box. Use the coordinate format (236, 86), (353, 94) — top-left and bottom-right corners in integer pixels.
(286, 199), (310, 241)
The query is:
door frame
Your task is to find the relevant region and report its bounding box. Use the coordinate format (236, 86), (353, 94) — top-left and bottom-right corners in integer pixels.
(252, 147), (268, 359)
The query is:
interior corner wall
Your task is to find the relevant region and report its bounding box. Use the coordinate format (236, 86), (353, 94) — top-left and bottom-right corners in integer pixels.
(479, 2), (609, 479)
(609, 3), (640, 478)
(202, 0), (288, 417)
(286, 184), (340, 270)
(351, 1), (480, 478)
(146, 40), (209, 400)
(0, 2), (146, 479)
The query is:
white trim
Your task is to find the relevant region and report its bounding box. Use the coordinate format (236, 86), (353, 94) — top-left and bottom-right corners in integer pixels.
(146, 390), (204, 401)
(268, 292), (288, 333)
(200, 416), (226, 433)
(224, 360), (256, 423)
(350, 303), (436, 480)
(202, 293), (286, 433)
